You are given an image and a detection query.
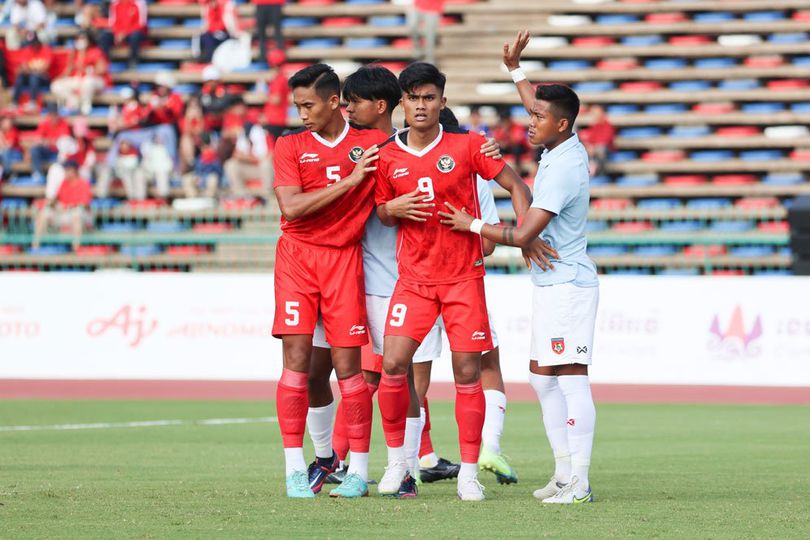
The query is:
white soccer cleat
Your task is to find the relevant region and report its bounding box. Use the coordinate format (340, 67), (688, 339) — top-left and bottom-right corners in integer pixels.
(542, 476), (593, 504)
(377, 460), (409, 496)
(457, 475), (486, 501)
(532, 476), (566, 500)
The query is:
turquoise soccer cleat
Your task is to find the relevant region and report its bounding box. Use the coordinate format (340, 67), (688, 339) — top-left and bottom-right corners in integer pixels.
(329, 473), (369, 498)
(286, 470), (316, 498)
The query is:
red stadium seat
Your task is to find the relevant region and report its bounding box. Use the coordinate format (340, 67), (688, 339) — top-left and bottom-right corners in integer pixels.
(712, 174), (757, 186)
(127, 199), (166, 208)
(192, 223), (233, 233)
(767, 79), (809, 90)
(297, 0), (337, 5)
(692, 102), (735, 114)
(792, 10), (810, 21)
(757, 221), (789, 233)
(165, 245), (210, 256)
(646, 12), (687, 23)
(612, 221), (654, 232)
(75, 245), (115, 256)
(180, 62), (208, 73)
(789, 149), (810, 161)
(710, 270), (745, 276)
(596, 58), (638, 71)
(572, 37), (615, 47)
(663, 175), (708, 186)
(735, 197), (780, 209)
(0, 245), (20, 255)
(744, 56), (784, 68)
(641, 150), (685, 163)
(619, 81), (662, 92)
(684, 244), (726, 258)
(322, 18), (364, 27)
(668, 35), (711, 46)
(715, 126), (760, 137)
(221, 198), (260, 210)
(391, 38), (413, 49)
(591, 198), (632, 210)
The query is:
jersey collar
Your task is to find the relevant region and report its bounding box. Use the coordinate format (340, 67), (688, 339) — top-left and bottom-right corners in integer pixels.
(539, 133), (580, 170)
(395, 123), (444, 157)
(310, 121), (349, 149)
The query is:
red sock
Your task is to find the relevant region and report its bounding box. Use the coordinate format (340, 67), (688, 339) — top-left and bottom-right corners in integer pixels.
(332, 400), (350, 461)
(276, 368), (308, 448)
(419, 396), (434, 458)
(455, 381), (485, 463)
(338, 373), (372, 453)
(378, 372), (409, 448)
(368, 382), (379, 397)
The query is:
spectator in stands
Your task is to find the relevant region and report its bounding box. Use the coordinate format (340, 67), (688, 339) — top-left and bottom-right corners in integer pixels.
(29, 103), (69, 182)
(199, 0), (240, 64)
(136, 132), (173, 201)
(45, 117), (97, 201)
(411, 0), (444, 64)
(32, 160), (92, 251)
(254, 0), (284, 64)
(0, 115), (20, 180)
(579, 104), (615, 177)
(50, 30), (107, 115)
(262, 62), (288, 141)
(462, 106), (490, 136)
(142, 72), (184, 127)
(99, 0), (147, 68)
(11, 32), (52, 112)
(492, 108), (529, 172)
(182, 132), (221, 199)
(5, 0), (48, 50)
(223, 121), (271, 198)
(199, 66), (233, 131)
(179, 95), (205, 174)
(106, 139), (140, 199)
(74, 0), (105, 44)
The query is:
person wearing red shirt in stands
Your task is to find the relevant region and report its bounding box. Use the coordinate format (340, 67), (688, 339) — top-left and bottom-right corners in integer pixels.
(143, 72), (184, 126)
(578, 104), (615, 176)
(492, 109), (529, 173)
(30, 104), (70, 181)
(263, 65), (288, 140)
(199, 0), (240, 63)
(51, 30), (108, 115)
(12, 32), (52, 112)
(0, 116), (20, 180)
(32, 160), (93, 251)
(412, 0), (445, 64)
(254, 0), (285, 63)
(99, 0), (147, 68)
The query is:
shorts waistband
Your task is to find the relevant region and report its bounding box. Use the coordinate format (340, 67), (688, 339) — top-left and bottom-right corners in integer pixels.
(280, 234), (360, 253)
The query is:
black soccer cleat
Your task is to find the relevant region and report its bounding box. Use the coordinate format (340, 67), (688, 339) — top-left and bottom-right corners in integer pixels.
(324, 462), (346, 484)
(420, 457), (460, 483)
(307, 451), (339, 494)
(395, 473), (418, 498)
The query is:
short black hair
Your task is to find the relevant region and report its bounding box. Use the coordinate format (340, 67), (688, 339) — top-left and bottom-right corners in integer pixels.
(342, 66), (401, 114)
(439, 107), (459, 129)
(289, 63), (340, 101)
(535, 84), (580, 127)
(398, 62), (446, 95)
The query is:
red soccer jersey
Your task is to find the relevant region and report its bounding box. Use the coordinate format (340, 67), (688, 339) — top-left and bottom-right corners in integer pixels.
(273, 123), (387, 248)
(57, 177), (93, 207)
(375, 126), (505, 285)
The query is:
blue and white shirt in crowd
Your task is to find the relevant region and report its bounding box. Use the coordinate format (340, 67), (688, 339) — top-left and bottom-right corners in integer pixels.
(362, 176), (500, 297)
(530, 133), (598, 288)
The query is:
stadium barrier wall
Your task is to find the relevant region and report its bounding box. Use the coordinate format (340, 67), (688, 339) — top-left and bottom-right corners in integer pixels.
(1, 274), (809, 388)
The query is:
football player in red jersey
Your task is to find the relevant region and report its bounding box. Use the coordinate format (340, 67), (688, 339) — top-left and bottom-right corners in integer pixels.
(373, 62), (532, 501)
(272, 63), (387, 499)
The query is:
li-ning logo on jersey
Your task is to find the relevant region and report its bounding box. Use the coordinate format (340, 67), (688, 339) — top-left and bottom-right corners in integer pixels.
(474, 259), (484, 267)
(437, 155), (455, 173)
(349, 325), (366, 336)
(300, 153), (320, 163)
(348, 146), (364, 163)
(471, 331), (486, 341)
(392, 167), (409, 179)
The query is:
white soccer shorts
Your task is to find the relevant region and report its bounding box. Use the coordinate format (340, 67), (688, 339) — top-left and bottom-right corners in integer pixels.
(530, 282), (599, 367)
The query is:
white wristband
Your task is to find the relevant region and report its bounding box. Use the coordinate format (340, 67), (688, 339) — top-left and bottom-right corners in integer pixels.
(510, 67), (526, 83)
(470, 218), (485, 235)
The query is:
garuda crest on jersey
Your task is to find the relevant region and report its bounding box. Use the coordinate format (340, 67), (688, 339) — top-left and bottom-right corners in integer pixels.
(348, 146), (364, 163)
(437, 154), (456, 173)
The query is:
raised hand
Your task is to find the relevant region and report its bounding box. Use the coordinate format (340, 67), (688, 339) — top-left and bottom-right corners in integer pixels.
(503, 29), (531, 70)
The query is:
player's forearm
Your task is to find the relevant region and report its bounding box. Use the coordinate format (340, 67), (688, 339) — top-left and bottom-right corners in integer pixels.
(376, 203), (398, 227)
(275, 181), (354, 221)
(514, 79), (535, 114)
(480, 223), (533, 248)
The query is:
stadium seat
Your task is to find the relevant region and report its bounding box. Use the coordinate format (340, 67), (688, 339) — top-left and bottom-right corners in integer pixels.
(692, 103), (735, 114)
(729, 246), (774, 258)
(608, 151), (639, 163)
(695, 58), (737, 69)
(661, 221), (702, 232)
(693, 12), (735, 24)
(572, 81), (615, 93)
(758, 221), (790, 233)
(120, 245), (163, 257)
(716, 126), (760, 137)
(735, 197), (780, 209)
(618, 81), (662, 92)
(762, 173), (804, 185)
(668, 35), (711, 46)
(712, 175), (757, 186)
(664, 175), (707, 186)
(616, 174), (658, 187)
(645, 13), (687, 24)
(743, 11), (786, 22)
(740, 150), (784, 161)
(710, 220), (754, 233)
(612, 221), (654, 232)
(587, 246), (628, 257)
(636, 199), (680, 210)
(606, 104), (640, 116)
(686, 198), (732, 209)
(596, 59), (639, 71)
(591, 198), (632, 210)
(642, 150), (685, 163)
(659, 268), (700, 276)
(669, 126), (711, 138)
(690, 150), (734, 162)
(644, 104), (688, 115)
(75, 245), (115, 256)
(596, 15), (639, 25)
(619, 127), (662, 139)
(718, 79), (759, 91)
(684, 244), (727, 257)
(635, 246), (678, 257)
(668, 80), (711, 92)
(644, 59), (687, 70)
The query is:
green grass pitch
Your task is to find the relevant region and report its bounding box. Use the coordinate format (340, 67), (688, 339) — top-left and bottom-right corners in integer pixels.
(1, 400), (809, 539)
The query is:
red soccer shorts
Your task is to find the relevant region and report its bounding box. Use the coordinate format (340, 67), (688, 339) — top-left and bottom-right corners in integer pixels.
(361, 348), (383, 373)
(385, 277), (492, 352)
(272, 236), (369, 347)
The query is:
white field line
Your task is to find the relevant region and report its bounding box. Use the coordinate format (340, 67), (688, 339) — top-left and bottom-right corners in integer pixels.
(0, 416), (278, 432)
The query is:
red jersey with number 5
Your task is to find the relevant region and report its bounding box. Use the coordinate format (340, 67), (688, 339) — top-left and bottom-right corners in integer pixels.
(273, 123), (387, 247)
(374, 126), (505, 284)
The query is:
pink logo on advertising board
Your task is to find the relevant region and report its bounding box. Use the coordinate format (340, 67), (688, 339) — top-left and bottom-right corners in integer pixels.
(708, 305), (762, 358)
(87, 305), (158, 348)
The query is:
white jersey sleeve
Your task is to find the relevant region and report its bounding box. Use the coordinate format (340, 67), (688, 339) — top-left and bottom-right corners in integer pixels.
(476, 176), (500, 225)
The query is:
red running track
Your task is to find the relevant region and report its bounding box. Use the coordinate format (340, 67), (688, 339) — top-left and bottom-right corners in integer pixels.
(1, 379), (809, 405)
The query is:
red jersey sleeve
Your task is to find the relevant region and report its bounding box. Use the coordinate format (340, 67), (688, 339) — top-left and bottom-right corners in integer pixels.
(272, 135), (301, 188)
(468, 132), (506, 180)
(373, 157), (394, 206)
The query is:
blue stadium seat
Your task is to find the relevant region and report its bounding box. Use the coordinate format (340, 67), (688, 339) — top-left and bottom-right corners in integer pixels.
(146, 221), (188, 233)
(298, 38), (341, 48)
(510, 106), (529, 118)
(695, 58), (737, 69)
(621, 35), (662, 46)
(587, 246), (628, 256)
(768, 32), (809, 44)
(9, 175), (43, 187)
(173, 84), (200, 95)
(589, 175), (611, 186)
(741, 102), (785, 113)
(573, 81), (615, 93)
(148, 18), (176, 29)
(644, 59), (687, 70)
(346, 38), (388, 48)
(718, 79), (759, 91)
(369, 16), (406, 27)
(55, 18), (75, 28)
(710, 220), (754, 233)
(160, 40), (191, 50)
(694, 12), (735, 23)
(661, 221), (702, 232)
(619, 127), (662, 138)
(753, 269), (792, 276)
(91, 199), (122, 209)
(669, 80), (711, 92)
(790, 102), (810, 113)
(586, 221), (609, 233)
(669, 125), (711, 137)
(729, 246), (774, 257)
(108, 62), (128, 74)
(608, 151), (639, 163)
(282, 18), (318, 28)
(690, 150), (734, 161)
(686, 198), (732, 209)
(548, 60), (592, 71)
(637, 199), (680, 210)
(743, 11), (786, 22)
(183, 19), (203, 28)
(234, 62), (269, 72)
(616, 174), (658, 186)
(136, 63), (178, 73)
(792, 56), (810, 66)
(763, 173), (804, 185)
(100, 223), (139, 233)
(89, 106), (110, 117)
(606, 104), (639, 115)
(27, 245), (70, 255)
(0, 198), (28, 209)
(778, 247), (793, 257)
(596, 15), (640, 25)
(120, 245), (163, 257)
(644, 104), (688, 115)
(740, 150), (784, 161)
(635, 246), (678, 257)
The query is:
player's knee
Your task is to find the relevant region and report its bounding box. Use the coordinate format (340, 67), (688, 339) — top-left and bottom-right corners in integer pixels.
(452, 361), (480, 385)
(381, 355), (408, 376)
(283, 347), (311, 372)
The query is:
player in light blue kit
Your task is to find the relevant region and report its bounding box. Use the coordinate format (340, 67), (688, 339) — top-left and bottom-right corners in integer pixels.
(439, 31), (599, 504)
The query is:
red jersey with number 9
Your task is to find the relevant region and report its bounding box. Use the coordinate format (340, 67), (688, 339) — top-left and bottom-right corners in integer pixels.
(273, 123), (388, 247)
(374, 126), (505, 284)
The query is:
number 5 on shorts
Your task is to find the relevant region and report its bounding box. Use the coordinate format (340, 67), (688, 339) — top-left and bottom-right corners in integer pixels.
(285, 301), (300, 326)
(389, 303), (407, 327)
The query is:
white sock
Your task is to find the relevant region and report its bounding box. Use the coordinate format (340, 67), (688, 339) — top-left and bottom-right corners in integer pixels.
(530, 373), (571, 484)
(418, 407), (441, 468)
(404, 417), (422, 479)
(458, 462), (478, 480)
(387, 445), (406, 465)
(305, 401), (336, 459)
(284, 447), (307, 476)
(557, 375), (595, 493)
(347, 452), (369, 481)
(482, 389), (506, 455)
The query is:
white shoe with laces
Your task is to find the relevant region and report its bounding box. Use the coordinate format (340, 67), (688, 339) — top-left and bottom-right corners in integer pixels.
(377, 460), (409, 496)
(533, 476), (566, 500)
(542, 475), (593, 504)
(457, 474), (486, 501)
